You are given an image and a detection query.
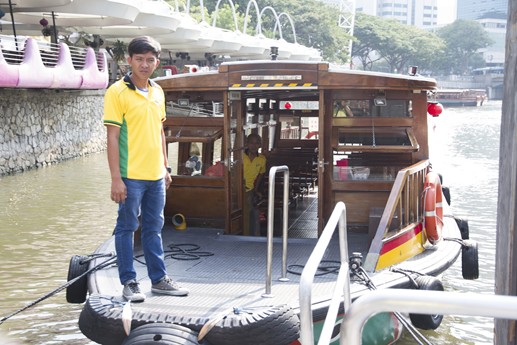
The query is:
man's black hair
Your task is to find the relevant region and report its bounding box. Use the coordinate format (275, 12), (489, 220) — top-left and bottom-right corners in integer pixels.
(127, 36), (161, 58)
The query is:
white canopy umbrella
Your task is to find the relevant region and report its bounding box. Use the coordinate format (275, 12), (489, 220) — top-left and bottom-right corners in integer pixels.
(154, 14), (203, 45)
(229, 33), (270, 58)
(70, 0), (181, 38)
(6, 0), (140, 27)
(4, 0), (73, 8)
(197, 22), (242, 53)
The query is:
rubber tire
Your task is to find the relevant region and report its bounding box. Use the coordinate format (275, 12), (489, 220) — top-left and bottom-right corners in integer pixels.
(122, 323), (203, 345)
(66, 255), (89, 304)
(454, 217), (469, 240)
(442, 186), (451, 206)
(409, 276), (444, 330)
(204, 304), (300, 345)
(79, 294), (131, 345)
(462, 240), (479, 280)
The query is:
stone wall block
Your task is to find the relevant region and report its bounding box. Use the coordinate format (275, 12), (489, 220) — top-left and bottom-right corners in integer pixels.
(0, 89), (106, 175)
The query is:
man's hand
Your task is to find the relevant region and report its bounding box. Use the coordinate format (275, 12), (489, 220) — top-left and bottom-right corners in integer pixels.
(111, 177), (127, 203)
(165, 170), (172, 189)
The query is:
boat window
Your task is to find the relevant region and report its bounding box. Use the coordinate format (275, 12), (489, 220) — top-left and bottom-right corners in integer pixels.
(166, 100), (224, 117)
(167, 142), (179, 175)
(333, 99), (411, 118)
(332, 158), (404, 181)
(334, 127), (418, 151)
(279, 115), (319, 140)
(165, 127), (224, 177)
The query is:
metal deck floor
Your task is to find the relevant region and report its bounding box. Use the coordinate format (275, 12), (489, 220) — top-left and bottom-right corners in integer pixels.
(89, 193), (371, 322)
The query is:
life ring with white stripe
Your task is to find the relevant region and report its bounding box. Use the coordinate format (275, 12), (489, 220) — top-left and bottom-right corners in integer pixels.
(424, 172), (443, 244)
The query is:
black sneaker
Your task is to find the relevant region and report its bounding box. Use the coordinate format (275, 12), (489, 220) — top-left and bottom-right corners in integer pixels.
(151, 276), (189, 296)
(122, 280), (145, 302)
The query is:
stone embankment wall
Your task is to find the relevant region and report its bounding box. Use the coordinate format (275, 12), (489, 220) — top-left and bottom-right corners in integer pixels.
(0, 89), (106, 175)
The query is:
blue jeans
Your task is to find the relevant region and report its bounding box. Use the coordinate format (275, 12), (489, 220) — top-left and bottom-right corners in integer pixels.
(114, 178), (167, 285)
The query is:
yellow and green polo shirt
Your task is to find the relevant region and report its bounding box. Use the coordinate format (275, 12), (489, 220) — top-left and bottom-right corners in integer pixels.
(243, 152), (266, 191)
(103, 74), (166, 180)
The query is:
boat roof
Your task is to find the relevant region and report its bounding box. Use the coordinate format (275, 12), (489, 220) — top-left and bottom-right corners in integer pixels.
(155, 60), (437, 92)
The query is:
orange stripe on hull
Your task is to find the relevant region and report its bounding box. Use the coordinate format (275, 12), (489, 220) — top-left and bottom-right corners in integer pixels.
(376, 223), (425, 270)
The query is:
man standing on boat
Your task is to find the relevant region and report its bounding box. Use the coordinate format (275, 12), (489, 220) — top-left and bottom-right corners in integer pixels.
(103, 36), (189, 302)
(243, 133), (266, 236)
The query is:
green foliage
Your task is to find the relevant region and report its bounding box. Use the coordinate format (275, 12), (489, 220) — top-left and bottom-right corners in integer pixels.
(352, 13), (390, 70)
(171, 0), (495, 74)
(254, 0), (351, 63)
(111, 40), (127, 63)
(163, 0), (351, 63)
(353, 13), (445, 73)
(436, 19), (494, 74)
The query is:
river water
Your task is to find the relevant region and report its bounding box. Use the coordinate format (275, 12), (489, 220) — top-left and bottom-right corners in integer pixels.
(0, 101), (501, 344)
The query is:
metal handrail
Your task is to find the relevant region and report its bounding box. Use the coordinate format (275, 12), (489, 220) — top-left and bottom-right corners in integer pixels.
(299, 201), (350, 345)
(341, 289), (517, 345)
(364, 159), (430, 272)
(263, 165), (290, 297)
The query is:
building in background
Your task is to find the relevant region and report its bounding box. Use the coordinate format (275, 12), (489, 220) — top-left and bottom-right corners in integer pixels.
(477, 13), (507, 67)
(457, 0), (508, 67)
(457, 0), (507, 20)
(355, 0), (438, 28)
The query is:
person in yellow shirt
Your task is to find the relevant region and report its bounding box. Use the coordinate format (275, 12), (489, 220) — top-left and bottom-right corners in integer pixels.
(104, 36), (188, 302)
(334, 100), (354, 117)
(243, 133), (266, 236)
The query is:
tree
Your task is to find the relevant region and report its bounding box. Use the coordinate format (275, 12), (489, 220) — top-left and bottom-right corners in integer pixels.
(352, 13), (445, 73)
(171, 0), (352, 64)
(352, 13), (388, 70)
(252, 0), (352, 63)
(436, 19), (493, 75)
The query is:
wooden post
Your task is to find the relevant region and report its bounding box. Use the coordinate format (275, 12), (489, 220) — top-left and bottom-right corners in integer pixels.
(495, 1), (517, 344)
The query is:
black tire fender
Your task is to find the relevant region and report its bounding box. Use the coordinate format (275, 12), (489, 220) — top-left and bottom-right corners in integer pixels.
(454, 217), (469, 240)
(205, 304), (300, 345)
(442, 186), (451, 206)
(66, 255), (89, 304)
(462, 240), (479, 280)
(409, 275), (444, 330)
(122, 323), (203, 345)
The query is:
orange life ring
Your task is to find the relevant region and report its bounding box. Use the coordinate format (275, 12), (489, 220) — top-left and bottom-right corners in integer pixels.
(424, 172), (443, 244)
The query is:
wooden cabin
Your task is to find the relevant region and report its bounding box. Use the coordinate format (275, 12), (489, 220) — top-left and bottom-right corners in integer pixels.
(155, 61), (435, 237)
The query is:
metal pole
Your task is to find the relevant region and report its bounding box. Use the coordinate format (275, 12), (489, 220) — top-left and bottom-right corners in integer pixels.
(51, 11), (58, 44)
(343, 289), (517, 345)
(263, 165), (289, 297)
(7, 0), (18, 51)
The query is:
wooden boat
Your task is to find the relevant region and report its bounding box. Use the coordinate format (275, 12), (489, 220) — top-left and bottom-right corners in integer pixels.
(435, 88), (487, 107)
(68, 61), (479, 345)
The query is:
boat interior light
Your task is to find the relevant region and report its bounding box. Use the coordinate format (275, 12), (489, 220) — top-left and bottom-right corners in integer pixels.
(374, 92), (387, 106)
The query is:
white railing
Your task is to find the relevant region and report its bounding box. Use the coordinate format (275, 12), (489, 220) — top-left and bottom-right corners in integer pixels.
(299, 201), (351, 345)
(341, 289), (517, 345)
(263, 165), (290, 297)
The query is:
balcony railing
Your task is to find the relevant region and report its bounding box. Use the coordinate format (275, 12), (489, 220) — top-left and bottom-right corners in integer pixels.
(0, 35), (108, 89)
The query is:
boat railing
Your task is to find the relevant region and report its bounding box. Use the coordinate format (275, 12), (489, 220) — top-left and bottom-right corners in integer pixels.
(341, 289), (517, 345)
(299, 201), (350, 345)
(263, 165), (290, 297)
(364, 160), (430, 272)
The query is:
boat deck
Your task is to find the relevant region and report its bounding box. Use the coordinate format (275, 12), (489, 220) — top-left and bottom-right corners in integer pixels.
(87, 193), (373, 323)
(86, 191), (462, 329)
